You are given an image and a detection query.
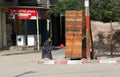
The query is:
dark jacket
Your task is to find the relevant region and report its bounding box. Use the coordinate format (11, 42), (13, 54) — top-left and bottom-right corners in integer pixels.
(42, 40), (53, 59)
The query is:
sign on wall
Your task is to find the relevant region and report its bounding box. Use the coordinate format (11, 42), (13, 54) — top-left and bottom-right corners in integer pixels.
(8, 8), (38, 20)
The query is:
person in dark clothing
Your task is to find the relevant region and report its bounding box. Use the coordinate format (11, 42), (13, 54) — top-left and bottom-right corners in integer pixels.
(42, 37), (53, 60)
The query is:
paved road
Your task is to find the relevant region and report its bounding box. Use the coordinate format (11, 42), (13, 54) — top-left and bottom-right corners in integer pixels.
(0, 51), (120, 77)
(0, 47), (65, 60)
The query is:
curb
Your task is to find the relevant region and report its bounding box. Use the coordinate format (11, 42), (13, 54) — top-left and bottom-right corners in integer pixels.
(38, 59), (120, 64)
(0, 50), (40, 56)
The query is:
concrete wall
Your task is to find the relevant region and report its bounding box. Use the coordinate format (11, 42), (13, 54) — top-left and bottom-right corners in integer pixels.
(0, 9), (2, 48)
(91, 21), (120, 53)
(91, 21), (120, 42)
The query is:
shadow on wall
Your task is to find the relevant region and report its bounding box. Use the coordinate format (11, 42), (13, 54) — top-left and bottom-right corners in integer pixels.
(93, 29), (120, 56)
(91, 21), (120, 56)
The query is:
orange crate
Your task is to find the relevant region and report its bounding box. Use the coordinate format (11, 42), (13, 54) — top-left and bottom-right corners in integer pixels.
(73, 44), (82, 49)
(75, 21), (83, 25)
(66, 44), (73, 49)
(66, 36), (73, 40)
(73, 36), (82, 42)
(73, 49), (82, 52)
(65, 49), (72, 57)
(73, 32), (82, 36)
(74, 26), (82, 31)
(66, 21), (76, 25)
(66, 25), (74, 31)
(66, 11), (83, 18)
(66, 32), (73, 36)
(71, 52), (82, 58)
(66, 40), (73, 43)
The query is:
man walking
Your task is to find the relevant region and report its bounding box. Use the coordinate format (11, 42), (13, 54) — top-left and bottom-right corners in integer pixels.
(42, 37), (53, 60)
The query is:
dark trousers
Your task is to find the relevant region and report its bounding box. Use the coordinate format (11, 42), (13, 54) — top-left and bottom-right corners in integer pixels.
(42, 50), (53, 60)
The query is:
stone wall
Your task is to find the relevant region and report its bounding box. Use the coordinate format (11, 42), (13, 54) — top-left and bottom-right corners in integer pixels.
(91, 21), (120, 53)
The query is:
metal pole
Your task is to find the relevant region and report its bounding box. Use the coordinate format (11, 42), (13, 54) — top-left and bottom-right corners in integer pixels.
(110, 20), (113, 56)
(47, 19), (50, 32)
(85, 0), (91, 59)
(60, 14), (62, 43)
(36, 10), (40, 51)
(50, 17), (52, 37)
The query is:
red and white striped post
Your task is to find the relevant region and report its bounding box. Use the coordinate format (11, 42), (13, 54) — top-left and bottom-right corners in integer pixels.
(85, 0), (91, 59)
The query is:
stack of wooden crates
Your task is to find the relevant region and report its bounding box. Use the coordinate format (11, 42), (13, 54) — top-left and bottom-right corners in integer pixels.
(65, 11), (84, 59)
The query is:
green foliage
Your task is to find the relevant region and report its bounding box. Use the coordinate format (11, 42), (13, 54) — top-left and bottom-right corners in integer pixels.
(90, 0), (120, 22)
(47, 0), (120, 22)
(47, 0), (84, 16)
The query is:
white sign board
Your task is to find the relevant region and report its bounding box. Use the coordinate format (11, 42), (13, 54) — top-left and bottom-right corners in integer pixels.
(27, 35), (36, 46)
(84, 0), (89, 7)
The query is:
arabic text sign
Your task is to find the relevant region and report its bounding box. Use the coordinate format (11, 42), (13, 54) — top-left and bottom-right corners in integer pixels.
(9, 8), (37, 20)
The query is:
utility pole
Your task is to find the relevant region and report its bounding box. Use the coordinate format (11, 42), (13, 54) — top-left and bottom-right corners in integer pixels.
(36, 10), (40, 51)
(85, 0), (91, 59)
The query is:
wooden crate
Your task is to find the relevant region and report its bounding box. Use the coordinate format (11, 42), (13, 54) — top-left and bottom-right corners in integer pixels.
(66, 48), (82, 58)
(73, 43), (82, 49)
(66, 43), (73, 49)
(72, 49), (82, 58)
(74, 25), (82, 30)
(65, 49), (72, 58)
(66, 21), (76, 26)
(66, 31), (74, 36)
(73, 32), (82, 36)
(66, 26), (82, 31)
(66, 25), (74, 31)
(66, 36), (73, 40)
(65, 11), (84, 58)
(66, 11), (83, 19)
(75, 21), (83, 25)
(73, 36), (82, 42)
